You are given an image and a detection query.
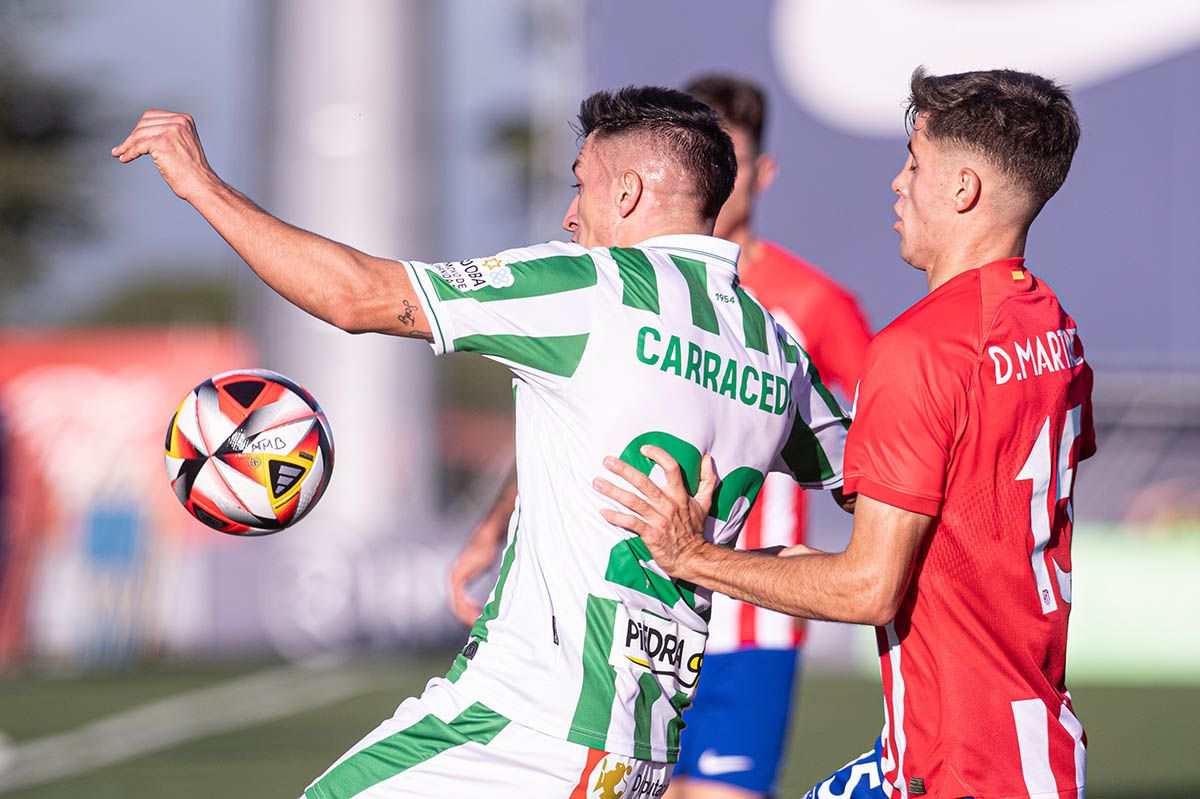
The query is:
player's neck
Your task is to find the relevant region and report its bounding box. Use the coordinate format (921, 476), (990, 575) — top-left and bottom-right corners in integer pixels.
(618, 216), (714, 247)
(925, 227), (1028, 293)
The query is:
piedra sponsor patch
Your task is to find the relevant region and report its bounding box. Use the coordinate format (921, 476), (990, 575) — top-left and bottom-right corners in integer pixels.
(610, 605), (705, 690)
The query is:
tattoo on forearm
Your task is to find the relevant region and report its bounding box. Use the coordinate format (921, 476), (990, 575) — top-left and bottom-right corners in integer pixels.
(397, 299), (416, 327)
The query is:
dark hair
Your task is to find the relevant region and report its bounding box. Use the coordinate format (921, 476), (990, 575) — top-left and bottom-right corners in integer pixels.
(683, 74), (767, 152)
(907, 67), (1080, 212)
(576, 86), (737, 220)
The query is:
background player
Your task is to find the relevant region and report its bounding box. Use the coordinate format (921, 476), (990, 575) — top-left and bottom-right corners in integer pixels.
(114, 87), (851, 797)
(595, 67), (1094, 799)
(667, 74), (871, 799)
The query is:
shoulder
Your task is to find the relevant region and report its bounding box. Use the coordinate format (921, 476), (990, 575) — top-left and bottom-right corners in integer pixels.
(494, 240), (608, 287)
(491, 240), (598, 265)
(424, 241), (601, 302)
(750, 241), (867, 317)
(868, 271), (983, 379)
(752, 242), (849, 295)
(972, 260), (1087, 355)
(886, 269), (981, 340)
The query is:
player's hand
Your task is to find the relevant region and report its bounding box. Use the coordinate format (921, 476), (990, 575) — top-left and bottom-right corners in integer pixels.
(111, 110), (219, 202)
(593, 445), (716, 579)
(447, 517), (506, 626)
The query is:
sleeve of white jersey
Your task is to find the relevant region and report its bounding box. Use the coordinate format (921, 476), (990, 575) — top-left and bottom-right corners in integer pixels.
(771, 326), (850, 489)
(402, 241), (598, 383)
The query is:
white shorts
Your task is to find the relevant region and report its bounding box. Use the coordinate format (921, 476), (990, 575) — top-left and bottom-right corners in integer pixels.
(303, 677), (673, 798)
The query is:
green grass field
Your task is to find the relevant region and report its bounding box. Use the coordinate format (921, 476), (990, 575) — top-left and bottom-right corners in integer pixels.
(0, 652), (1196, 798)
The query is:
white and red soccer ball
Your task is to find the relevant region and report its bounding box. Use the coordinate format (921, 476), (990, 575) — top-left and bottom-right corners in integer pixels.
(165, 369), (334, 535)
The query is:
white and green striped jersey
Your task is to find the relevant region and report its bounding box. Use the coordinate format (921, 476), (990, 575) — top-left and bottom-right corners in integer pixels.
(403, 234), (848, 762)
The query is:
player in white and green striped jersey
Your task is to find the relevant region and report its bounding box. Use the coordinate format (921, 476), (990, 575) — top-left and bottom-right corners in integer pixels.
(403, 231), (848, 748)
(115, 86), (851, 797)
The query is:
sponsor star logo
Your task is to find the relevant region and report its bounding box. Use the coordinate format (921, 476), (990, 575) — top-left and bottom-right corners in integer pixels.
(430, 256), (515, 293)
(486, 265), (514, 288)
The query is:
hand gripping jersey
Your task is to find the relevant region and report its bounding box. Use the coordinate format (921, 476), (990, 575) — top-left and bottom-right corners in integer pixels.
(403, 235), (848, 762)
(707, 240), (872, 653)
(843, 259), (1096, 799)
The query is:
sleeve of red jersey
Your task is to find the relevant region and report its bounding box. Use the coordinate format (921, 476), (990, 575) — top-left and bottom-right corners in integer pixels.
(808, 290), (872, 398)
(842, 327), (966, 517)
(1076, 370), (1098, 461)
(1067, 315), (1098, 461)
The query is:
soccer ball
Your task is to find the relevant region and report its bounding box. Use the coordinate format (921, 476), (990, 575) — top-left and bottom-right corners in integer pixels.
(164, 369), (334, 535)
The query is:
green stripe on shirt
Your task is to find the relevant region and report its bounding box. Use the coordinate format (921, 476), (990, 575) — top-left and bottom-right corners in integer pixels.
(611, 247), (660, 312)
(669, 255), (719, 334)
(780, 416), (836, 485)
(427, 254), (596, 302)
(734, 286), (769, 353)
(666, 691), (690, 757)
(808, 359), (851, 431)
(633, 672), (662, 761)
(569, 595), (620, 747)
(454, 333), (589, 378)
(777, 330), (800, 364)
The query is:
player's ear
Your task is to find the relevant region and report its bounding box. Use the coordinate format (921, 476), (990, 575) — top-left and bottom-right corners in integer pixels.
(753, 153), (778, 196)
(616, 169), (643, 219)
(954, 166), (981, 213)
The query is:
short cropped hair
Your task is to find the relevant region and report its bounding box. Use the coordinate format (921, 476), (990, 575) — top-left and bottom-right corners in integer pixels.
(576, 86), (737, 220)
(683, 74), (767, 152)
(907, 67), (1080, 212)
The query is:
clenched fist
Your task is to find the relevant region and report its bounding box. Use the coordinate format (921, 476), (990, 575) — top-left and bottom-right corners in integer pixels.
(111, 110), (219, 202)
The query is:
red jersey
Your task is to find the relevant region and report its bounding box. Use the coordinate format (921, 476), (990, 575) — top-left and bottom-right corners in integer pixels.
(843, 259), (1096, 799)
(707, 240), (872, 653)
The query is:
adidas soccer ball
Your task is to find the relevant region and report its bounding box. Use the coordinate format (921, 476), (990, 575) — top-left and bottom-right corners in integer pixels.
(164, 369), (334, 535)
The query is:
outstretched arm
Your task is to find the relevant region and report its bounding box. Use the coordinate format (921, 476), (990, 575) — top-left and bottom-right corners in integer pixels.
(112, 109), (431, 338)
(594, 446), (933, 626)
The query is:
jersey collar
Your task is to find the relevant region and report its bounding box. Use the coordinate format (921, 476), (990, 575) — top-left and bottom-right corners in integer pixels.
(636, 234), (741, 274)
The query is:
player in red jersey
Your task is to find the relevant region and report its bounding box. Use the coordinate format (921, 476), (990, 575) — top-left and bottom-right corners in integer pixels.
(594, 67), (1094, 799)
(669, 75), (871, 799)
